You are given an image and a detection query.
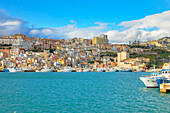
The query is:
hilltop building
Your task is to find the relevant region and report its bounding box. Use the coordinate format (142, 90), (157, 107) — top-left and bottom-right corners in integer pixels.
(92, 34), (108, 45)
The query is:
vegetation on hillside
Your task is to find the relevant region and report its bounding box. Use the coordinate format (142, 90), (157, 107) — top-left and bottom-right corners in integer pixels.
(100, 52), (117, 57)
(130, 49), (170, 68)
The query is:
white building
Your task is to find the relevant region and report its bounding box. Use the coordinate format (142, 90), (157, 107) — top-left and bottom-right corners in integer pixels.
(117, 51), (130, 62)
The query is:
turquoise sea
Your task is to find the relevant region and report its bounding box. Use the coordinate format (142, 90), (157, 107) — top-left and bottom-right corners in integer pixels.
(0, 72), (169, 113)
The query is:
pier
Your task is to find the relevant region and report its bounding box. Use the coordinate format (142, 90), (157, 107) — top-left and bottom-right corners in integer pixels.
(160, 83), (170, 93)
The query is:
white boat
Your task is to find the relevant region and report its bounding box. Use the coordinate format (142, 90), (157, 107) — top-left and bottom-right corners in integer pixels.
(118, 68), (132, 72)
(155, 69), (170, 86)
(136, 68), (145, 72)
(8, 67), (17, 72)
(140, 73), (159, 88)
(23, 67), (34, 72)
(35, 70), (41, 72)
(140, 69), (170, 88)
(41, 69), (53, 72)
(8, 67), (23, 72)
(60, 67), (73, 72)
(96, 68), (104, 72)
(16, 68), (23, 72)
(77, 69), (82, 72)
(83, 68), (91, 72)
(109, 68), (117, 72)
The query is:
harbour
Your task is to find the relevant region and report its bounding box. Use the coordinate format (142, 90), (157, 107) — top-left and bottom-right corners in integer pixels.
(0, 72), (169, 112)
(0, 1), (170, 112)
(140, 69), (170, 93)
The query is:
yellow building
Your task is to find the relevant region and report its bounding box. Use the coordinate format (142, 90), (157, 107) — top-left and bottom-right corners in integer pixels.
(92, 34), (108, 45)
(57, 58), (66, 66)
(14, 33), (28, 39)
(117, 51), (130, 62)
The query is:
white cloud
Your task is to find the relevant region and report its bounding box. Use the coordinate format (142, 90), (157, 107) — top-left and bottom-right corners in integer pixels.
(95, 22), (109, 26)
(29, 24), (106, 39)
(119, 11), (170, 29)
(41, 29), (53, 35)
(0, 9), (170, 43)
(107, 11), (170, 42)
(0, 21), (21, 26)
(0, 10), (30, 35)
(29, 29), (40, 35)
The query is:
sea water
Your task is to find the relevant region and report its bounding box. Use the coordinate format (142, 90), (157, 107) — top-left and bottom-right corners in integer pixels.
(0, 72), (169, 112)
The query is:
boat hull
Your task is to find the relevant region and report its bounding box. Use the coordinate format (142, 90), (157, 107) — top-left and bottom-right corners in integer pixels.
(156, 77), (170, 87)
(96, 68), (104, 72)
(41, 69), (53, 72)
(140, 77), (158, 88)
(83, 69), (91, 72)
(109, 69), (117, 72)
(3, 69), (9, 72)
(8, 68), (17, 72)
(118, 70), (132, 72)
(60, 69), (73, 72)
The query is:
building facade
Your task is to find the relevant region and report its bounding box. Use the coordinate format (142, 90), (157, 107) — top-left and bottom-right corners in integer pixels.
(92, 34), (109, 45)
(117, 51), (130, 62)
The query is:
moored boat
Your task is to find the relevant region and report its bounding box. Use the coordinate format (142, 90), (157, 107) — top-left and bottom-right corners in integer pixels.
(23, 67), (35, 72)
(41, 69), (53, 72)
(119, 69), (132, 72)
(140, 69), (170, 88)
(60, 67), (73, 72)
(3, 69), (10, 72)
(156, 69), (170, 87)
(82, 68), (91, 72)
(96, 68), (104, 72)
(7, 67), (23, 72)
(16, 68), (24, 72)
(35, 70), (41, 72)
(140, 73), (159, 88)
(109, 68), (117, 72)
(7, 67), (17, 72)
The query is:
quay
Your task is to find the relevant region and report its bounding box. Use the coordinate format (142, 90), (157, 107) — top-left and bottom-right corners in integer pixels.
(160, 83), (170, 93)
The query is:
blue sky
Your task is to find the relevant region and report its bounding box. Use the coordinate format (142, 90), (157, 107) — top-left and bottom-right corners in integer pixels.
(0, 0), (169, 28)
(0, 0), (170, 42)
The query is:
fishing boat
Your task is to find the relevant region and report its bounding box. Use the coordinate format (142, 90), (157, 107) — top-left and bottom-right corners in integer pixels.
(156, 69), (170, 87)
(140, 73), (159, 88)
(16, 68), (24, 72)
(8, 67), (23, 72)
(140, 69), (170, 88)
(3, 69), (10, 72)
(118, 68), (132, 72)
(96, 68), (104, 72)
(82, 68), (91, 72)
(60, 67), (73, 72)
(23, 67), (35, 72)
(108, 68), (117, 72)
(41, 69), (53, 72)
(35, 70), (41, 72)
(8, 67), (17, 72)
(136, 68), (145, 72)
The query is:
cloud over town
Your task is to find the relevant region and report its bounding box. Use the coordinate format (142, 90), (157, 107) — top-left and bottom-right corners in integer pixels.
(0, 9), (170, 43)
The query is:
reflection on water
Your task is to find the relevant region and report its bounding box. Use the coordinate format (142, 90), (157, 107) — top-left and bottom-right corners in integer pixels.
(139, 87), (159, 93)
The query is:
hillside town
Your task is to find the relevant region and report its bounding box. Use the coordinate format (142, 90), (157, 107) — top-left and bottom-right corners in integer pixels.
(0, 33), (169, 72)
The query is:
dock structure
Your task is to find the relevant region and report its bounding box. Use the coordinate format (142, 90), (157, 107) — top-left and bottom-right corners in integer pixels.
(160, 83), (170, 93)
